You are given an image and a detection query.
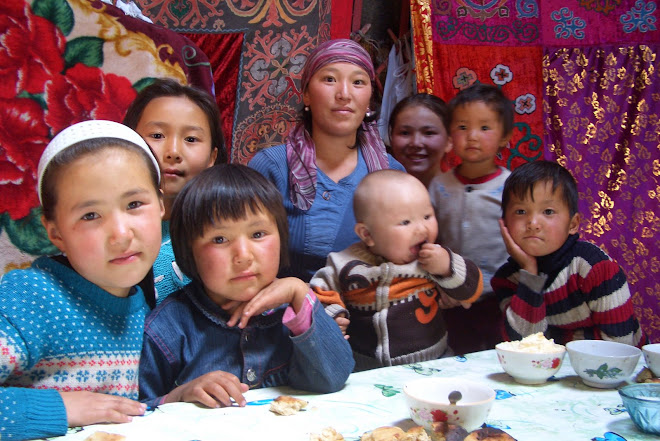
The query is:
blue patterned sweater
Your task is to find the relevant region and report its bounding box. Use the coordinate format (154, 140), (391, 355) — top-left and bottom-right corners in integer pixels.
(0, 256), (149, 440)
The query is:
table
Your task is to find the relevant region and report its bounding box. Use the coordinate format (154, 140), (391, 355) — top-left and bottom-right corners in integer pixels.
(48, 350), (655, 441)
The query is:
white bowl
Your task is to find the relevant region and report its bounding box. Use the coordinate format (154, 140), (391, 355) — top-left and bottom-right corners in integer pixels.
(403, 377), (495, 431)
(642, 343), (660, 377)
(495, 343), (566, 384)
(566, 340), (642, 388)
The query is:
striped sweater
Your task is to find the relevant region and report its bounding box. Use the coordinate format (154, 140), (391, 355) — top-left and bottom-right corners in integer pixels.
(311, 242), (483, 371)
(492, 234), (646, 347)
(0, 256), (149, 440)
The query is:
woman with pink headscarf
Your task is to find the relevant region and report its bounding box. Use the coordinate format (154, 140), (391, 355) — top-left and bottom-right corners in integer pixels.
(249, 39), (404, 281)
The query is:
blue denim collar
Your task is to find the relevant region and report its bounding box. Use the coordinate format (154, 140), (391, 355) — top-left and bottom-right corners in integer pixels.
(183, 280), (285, 329)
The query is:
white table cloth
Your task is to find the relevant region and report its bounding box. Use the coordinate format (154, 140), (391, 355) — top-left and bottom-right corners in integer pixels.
(46, 349), (654, 441)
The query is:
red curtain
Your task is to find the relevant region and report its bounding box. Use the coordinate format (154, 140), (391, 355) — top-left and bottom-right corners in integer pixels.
(183, 32), (243, 161)
(331, 0), (353, 38)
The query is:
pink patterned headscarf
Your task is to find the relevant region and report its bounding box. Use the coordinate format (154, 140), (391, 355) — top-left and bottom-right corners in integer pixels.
(286, 39), (390, 211)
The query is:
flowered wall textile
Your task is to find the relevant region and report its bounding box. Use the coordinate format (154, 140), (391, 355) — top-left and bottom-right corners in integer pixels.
(0, 0), (214, 274)
(134, 0), (344, 164)
(411, 0), (659, 342)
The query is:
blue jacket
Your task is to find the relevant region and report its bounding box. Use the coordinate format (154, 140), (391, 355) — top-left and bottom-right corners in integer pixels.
(138, 281), (354, 407)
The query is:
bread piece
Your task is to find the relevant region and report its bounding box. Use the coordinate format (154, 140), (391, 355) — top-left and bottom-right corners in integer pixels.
(83, 432), (126, 441)
(430, 422), (469, 441)
(361, 426), (406, 441)
(636, 367), (660, 383)
(402, 426), (432, 441)
(361, 426), (431, 441)
(310, 426), (345, 441)
(636, 367), (654, 383)
(464, 428), (516, 441)
(269, 395), (308, 415)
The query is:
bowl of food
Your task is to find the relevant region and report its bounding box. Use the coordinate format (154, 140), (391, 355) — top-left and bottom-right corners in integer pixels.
(495, 333), (566, 384)
(403, 377), (495, 432)
(566, 340), (642, 388)
(618, 383), (660, 435)
(642, 343), (660, 377)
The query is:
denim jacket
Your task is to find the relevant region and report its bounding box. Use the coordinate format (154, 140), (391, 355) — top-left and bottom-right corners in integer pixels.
(138, 281), (354, 407)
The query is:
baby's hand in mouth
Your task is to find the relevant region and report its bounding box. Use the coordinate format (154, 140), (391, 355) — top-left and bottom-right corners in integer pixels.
(420, 240), (439, 252)
(418, 243), (451, 277)
(411, 240), (428, 257)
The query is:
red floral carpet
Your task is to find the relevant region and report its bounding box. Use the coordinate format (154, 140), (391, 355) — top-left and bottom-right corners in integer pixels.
(0, 0), (213, 272)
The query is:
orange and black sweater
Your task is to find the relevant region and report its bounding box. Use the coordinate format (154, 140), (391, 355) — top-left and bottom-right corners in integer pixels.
(310, 242), (483, 371)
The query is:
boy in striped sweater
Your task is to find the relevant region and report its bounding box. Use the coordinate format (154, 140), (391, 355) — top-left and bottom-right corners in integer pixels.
(493, 161), (646, 347)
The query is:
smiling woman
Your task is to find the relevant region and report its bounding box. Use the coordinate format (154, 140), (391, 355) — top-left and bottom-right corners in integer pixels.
(388, 93), (452, 188)
(249, 39), (405, 282)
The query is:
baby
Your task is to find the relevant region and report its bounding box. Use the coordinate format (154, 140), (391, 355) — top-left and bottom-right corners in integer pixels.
(311, 170), (483, 370)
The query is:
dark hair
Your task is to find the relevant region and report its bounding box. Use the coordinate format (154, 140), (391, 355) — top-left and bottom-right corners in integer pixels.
(41, 138), (160, 221)
(170, 164), (289, 283)
(123, 78), (228, 165)
(388, 93), (449, 136)
(502, 160), (579, 217)
(448, 83), (514, 137)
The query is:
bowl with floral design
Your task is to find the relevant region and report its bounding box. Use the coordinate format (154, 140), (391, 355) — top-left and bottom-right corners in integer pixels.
(403, 377), (495, 432)
(566, 340), (642, 388)
(495, 342), (566, 385)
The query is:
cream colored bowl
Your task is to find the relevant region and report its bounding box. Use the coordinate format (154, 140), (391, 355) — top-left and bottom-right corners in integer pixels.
(403, 377), (495, 432)
(495, 343), (566, 384)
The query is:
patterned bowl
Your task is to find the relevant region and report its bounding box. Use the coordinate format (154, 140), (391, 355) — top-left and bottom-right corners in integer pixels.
(403, 377), (495, 432)
(495, 343), (566, 384)
(642, 343), (660, 377)
(618, 384), (660, 435)
(566, 340), (641, 388)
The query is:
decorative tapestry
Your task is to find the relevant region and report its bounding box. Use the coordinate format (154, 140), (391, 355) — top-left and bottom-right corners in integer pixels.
(411, 0), (660, 342)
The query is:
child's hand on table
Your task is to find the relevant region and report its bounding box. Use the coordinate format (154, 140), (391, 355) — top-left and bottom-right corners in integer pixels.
(164, 371), (249, 408)
(61, 391), (147, 427)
